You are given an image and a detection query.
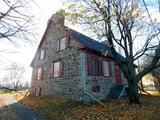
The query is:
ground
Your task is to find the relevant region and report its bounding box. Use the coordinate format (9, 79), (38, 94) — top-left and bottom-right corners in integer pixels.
(0, 90), (160, 120)
(0, 90), (46, 120)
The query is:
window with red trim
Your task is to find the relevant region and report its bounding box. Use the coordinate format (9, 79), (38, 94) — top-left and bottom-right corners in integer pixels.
(88, 58), (99, 76)
(92, 85), (100, 92)
(87, 57), (112, 77)
(102, 61), (110, 77)
(51, 61), (63, 78)
(57, 37), (68, 51)
(37, 67), (43, 80)
(39, 49), (45, 59)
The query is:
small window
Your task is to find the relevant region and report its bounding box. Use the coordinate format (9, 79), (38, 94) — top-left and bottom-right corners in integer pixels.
(37, 67), (43, 80)
(103, 61), (110, 77)
(39, 49), (45, 59)
(51, 61), (63, 78)
(57, 37), (68, 51)
(92, 85), (100, 92)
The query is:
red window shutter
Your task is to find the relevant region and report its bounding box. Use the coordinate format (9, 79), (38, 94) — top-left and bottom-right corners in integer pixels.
(109, 63), (112, 77)
(59, 61), (63, 77)
(98, 60), (102, 76)
(35, 86), (41, 96)
(87, 58), (93, 75)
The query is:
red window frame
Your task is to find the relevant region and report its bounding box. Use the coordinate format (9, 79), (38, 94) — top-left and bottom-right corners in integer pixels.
(87, 57), (99, 76)
(92, 85), (100, 92)
(51, 61), (63, 78)
(57, 36), (69, 51)
(36, 67), (43, 80)
(87, 56), (112, 77)
(39, 49), (45, 60)
(102, 61), (112, 77)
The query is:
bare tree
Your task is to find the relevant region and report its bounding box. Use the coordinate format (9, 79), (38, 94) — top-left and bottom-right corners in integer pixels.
(65, 0), (160, 103)
(142, 55), (160, 92)
(0, 0), (36, 45)
(3, 63), (25, 90)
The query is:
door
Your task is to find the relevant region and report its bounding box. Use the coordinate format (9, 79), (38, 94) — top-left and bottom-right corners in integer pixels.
(115, 64), (122, 84)
(35, 86), (41, 96)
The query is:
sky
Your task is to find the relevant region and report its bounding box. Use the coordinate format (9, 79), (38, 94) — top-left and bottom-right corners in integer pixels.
(0, 0), (65, 83)
(0, 0), (160, 84)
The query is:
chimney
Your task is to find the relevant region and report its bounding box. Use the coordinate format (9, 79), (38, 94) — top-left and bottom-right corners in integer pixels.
(50, 9), (65, 25)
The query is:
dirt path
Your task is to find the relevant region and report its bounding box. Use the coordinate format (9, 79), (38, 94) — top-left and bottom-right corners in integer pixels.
(0, 95), (18, 120)
(0, 95), (46, 120)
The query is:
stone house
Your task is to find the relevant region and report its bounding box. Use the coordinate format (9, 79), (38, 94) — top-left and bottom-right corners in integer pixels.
(30, 10), (128, 102)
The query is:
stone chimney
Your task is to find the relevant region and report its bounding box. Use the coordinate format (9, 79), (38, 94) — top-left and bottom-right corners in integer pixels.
(50, 9), (65, 25)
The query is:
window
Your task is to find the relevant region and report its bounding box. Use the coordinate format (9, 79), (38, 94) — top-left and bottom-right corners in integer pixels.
(39, 49), (45, 59)
(88, 58), (99, 76)
(51, 61), (63, 78)
(92, 85), (100, 92)
(103, 61), (110, 77)
(87, 57), (112, 77)
(37, 67), (43, 80)
(57, 37), (68, 51)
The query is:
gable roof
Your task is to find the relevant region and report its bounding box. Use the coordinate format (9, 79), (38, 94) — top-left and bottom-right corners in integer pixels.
(30, 21), (126, 66)
(70, 29), (126, 62)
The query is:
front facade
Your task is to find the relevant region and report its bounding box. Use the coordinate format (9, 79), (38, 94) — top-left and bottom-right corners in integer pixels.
(30, 10), (127, 101)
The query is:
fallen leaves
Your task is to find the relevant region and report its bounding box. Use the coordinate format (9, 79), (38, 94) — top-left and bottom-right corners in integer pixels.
(19, 95), (160, 120)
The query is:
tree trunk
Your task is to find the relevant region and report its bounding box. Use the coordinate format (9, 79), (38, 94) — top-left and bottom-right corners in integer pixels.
(127, 77), (140, 104)
(139, 79), (144, 93)
(126, 59), (140, 104)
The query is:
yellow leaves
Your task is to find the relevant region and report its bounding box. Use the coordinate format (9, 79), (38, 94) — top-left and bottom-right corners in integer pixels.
(19, 95), (160, 120)
(19, 96), (82, 119)
(67, 3), (76, 10)
(65, 95), (160, 120)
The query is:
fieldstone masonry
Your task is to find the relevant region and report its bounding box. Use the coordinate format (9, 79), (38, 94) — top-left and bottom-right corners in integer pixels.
(30, 10), (127, 102)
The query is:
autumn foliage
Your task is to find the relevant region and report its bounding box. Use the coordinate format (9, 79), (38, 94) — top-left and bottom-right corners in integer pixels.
(18, 94), (160, 120)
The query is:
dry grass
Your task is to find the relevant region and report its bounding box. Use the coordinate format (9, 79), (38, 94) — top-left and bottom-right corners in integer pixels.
(0, 93), (19, 120)
(18, 94), (160, 120)
(19, 96), (82, 120)
(145, 90), (160, 96)
(0, 89), (30, 101)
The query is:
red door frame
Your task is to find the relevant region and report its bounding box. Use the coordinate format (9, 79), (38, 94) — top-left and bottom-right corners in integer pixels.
(115, 64), (122, 84)
(35, 86), (41, 96)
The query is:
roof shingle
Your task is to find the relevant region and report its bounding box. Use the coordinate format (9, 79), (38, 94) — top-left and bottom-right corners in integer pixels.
(70, 29), (126, 61)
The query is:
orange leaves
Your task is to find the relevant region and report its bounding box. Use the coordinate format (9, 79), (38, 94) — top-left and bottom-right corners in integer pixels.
(19, 95), (160, 120)
(65, 95), (160, 120)
(19, 96), (82, 120)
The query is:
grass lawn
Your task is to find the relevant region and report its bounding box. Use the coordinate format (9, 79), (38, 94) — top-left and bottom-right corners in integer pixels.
(14, 91), (160, 120)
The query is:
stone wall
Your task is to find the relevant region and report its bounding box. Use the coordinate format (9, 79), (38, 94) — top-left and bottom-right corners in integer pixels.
(30, 14), (128, 101)
(82, 53), (116, 101)
(31, 21), (84, 100)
